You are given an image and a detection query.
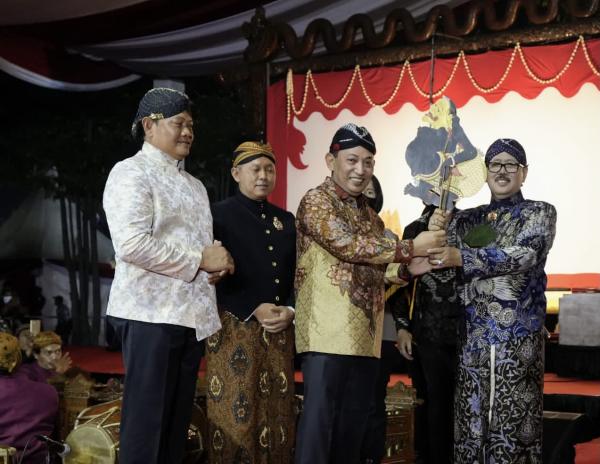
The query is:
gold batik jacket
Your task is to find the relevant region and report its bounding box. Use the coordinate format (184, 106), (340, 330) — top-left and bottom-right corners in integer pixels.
(294, 177), (413, 358)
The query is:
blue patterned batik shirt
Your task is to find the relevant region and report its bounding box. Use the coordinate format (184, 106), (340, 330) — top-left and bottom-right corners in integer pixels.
(453, 192), (557, 351)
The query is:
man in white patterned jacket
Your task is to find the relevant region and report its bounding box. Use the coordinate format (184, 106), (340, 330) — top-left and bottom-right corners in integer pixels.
(103, 88), (234, 464)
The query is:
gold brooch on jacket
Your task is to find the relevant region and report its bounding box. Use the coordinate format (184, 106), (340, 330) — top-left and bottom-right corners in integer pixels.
(273, 216), (283, 230)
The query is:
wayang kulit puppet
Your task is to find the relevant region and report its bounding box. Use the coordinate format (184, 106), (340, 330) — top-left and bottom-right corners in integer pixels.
(404, 97), (486, 210)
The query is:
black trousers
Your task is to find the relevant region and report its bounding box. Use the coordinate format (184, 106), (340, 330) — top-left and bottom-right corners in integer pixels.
(295, 352), (379, 464)
(412, 342), (457, 464)
(361, 341), (409, 463)
(108, 316), (203, 464)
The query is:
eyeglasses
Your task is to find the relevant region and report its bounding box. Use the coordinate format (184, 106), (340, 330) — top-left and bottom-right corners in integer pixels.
(487, 162), (525, 174)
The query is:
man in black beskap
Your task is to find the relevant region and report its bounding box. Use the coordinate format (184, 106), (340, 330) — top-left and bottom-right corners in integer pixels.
(394, 203), (463, 464)
(206, 141), (297, 463)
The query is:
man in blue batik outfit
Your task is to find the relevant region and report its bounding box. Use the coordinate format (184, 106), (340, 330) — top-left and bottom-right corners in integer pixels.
(427, 138), (556, 463)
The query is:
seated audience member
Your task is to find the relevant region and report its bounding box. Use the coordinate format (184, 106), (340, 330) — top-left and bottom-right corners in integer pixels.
(18, 331), (72, 383)
(0, 332), (59, 464)
(15, 324), (35, 364)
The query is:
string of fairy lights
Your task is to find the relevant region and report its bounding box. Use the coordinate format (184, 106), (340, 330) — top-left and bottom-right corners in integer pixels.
(285, 35), (600, 123)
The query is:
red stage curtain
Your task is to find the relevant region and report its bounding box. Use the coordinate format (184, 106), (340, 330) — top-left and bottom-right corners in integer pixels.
(267, 37), (600, 208)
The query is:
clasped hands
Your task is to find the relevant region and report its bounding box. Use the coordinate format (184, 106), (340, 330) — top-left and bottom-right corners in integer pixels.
(200, 240), (235, 284)
(408, 208), (462, 275)
(254, 303), (294, 333)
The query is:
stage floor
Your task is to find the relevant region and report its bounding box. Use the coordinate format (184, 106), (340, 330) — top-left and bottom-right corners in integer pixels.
(543, 372), (600, 397)
(67, 345), (600, 396)
(388, 372), (600, 396)
(65, 345), (599, 463)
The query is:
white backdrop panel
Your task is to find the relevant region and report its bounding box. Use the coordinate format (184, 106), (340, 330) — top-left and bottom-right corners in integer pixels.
(286, 83), (600, 274)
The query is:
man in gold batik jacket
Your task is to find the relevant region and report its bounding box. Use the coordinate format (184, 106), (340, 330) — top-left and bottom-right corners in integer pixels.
(293, 123), (445, 464)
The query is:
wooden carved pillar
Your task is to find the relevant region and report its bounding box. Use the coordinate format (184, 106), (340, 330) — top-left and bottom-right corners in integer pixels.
(247, 62), (268, 140)
(243, 7), (278, 141)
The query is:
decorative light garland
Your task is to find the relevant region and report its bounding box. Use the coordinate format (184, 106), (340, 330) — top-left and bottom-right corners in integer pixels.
(310, 65), (359, 109)
(581, 36), (600, 77)
(286, 36), (600, 123)
(516, 38), (579, 85)
(357, 61), (408, 107)
(461, 47), (518, 93)
(408, 52), (463, 99)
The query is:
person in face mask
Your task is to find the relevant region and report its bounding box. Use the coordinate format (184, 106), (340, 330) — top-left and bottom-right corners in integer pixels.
(1, 288), (28, 332)
(2, 289), (12, 305)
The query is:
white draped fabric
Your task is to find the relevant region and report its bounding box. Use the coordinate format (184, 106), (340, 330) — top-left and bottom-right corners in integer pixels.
(74, 0), (455, 75)
(0, 57), (140, 91)
(0, 0), (461, 90)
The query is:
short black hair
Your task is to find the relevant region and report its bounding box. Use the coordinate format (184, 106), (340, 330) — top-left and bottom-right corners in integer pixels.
(366, 175), (384, 213)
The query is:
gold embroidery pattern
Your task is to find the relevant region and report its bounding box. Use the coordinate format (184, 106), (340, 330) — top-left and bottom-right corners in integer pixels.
(487, 211), (498, 221)
(212, 428), (224, 450)
(278, 371), (289, 394)
(229, 345), (249, 376)
(280, 424), (286, 446)
(273, 216), (284, 230)
(259, 424), (269, 449)
(207, 330), (222, 353)
(232, 393), (250, 423)
(209, 374), (224, 401)
(206, 312), (295, 462)
(259, 370), (271, 397)
(294, 244), (385, 357)
(295, 178), (395, 318)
